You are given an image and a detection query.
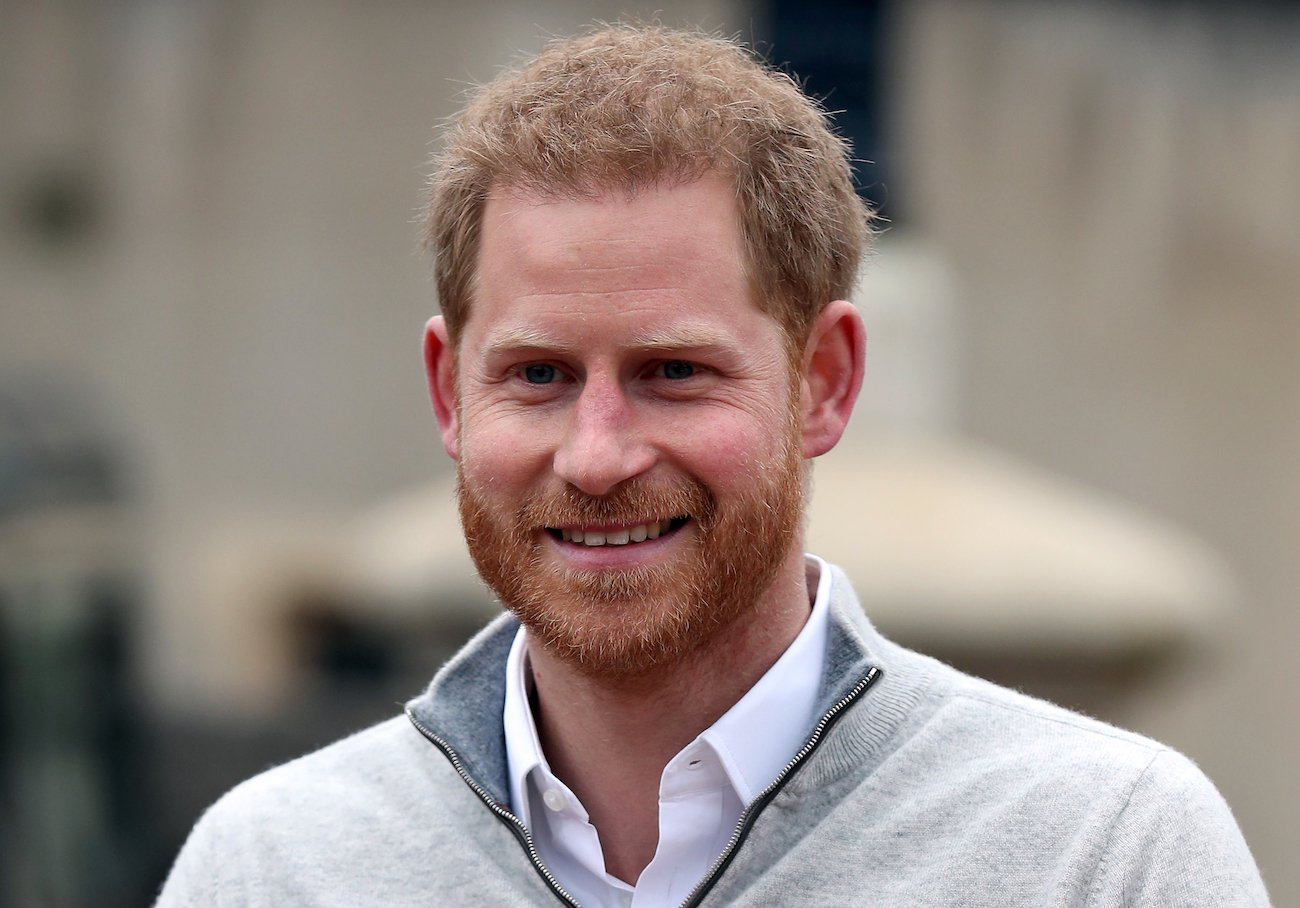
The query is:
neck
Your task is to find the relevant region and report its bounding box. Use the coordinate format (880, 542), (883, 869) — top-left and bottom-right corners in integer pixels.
(526, 550), (814, 884)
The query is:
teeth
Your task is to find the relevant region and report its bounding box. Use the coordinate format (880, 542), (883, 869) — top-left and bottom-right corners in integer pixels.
(560, 519), (674, 546)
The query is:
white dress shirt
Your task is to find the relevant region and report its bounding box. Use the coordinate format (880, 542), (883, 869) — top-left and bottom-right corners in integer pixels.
(503, 555), (832, 908)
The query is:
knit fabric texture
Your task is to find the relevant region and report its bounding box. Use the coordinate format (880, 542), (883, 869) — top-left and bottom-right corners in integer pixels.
(156, 563), (1270, 907)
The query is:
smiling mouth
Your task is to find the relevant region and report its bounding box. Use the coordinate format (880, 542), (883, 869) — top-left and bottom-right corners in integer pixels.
(547, 516), (690, 547)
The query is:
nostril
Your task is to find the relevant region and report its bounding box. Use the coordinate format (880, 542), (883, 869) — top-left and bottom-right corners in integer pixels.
(552, 433), (657, 497)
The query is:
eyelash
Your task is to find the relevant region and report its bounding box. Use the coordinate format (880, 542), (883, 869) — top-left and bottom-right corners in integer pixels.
(513, 360), (700, 386)
(657, 360), (696, 380)
(521, 363), (559, 384)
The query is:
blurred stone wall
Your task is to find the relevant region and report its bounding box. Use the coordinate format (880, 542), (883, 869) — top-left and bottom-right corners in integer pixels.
(0, 0), (748, 715)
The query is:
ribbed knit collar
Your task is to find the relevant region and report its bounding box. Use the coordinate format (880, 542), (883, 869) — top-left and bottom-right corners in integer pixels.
(404, 559), (936, 812)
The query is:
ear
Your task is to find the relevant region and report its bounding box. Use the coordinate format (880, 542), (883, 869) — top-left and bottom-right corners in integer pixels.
(423, 316), (460, 460)
(799, 299), (866, 459)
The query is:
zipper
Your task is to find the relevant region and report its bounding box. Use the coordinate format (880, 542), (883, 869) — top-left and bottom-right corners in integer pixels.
(408, 663), (881, 908)
(405, 707), (582, 908)
(677, 665), (882, 908)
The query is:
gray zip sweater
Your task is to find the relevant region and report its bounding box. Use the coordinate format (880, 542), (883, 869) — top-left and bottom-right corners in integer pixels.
(157, 563), (1269, 906)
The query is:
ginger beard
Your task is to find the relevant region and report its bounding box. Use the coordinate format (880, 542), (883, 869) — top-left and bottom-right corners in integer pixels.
(456, 410), (806, 679)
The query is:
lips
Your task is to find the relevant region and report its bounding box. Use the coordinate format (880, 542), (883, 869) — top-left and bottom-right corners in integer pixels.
(550, 516), (689, 546)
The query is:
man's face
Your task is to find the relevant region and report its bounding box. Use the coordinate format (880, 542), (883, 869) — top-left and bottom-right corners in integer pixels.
(450, 176), (808, 678)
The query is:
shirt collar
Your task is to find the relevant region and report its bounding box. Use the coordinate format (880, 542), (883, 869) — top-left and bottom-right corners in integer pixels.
(503, 623), (546, 830)
(696, 553), (831, 803)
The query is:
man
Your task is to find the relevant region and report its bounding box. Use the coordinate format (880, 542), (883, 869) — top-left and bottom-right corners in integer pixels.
(158, 25), (1269, 907)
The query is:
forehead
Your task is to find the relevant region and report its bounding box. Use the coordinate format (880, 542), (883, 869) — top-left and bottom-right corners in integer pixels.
(470, 176), (758, 332)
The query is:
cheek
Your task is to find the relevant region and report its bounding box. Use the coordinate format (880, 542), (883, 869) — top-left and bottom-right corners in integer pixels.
(670, 409), (792, 489)
(458, 415), (554, 490)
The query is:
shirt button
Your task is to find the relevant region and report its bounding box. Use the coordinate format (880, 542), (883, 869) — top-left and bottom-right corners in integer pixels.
(618, 891), (634, 908)
(542, 788), (566, 812)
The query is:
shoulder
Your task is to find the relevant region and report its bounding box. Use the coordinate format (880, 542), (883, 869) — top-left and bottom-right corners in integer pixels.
(185, 711), (495, 839)
(154, 715), (491, 906)
(214, 714), (430, 813)
(943, 669), (1168, 769)
(884, 660), (1269, 904)
(910, 664), (1225, 815)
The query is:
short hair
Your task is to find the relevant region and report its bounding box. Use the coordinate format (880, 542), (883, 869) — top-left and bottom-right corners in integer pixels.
(424, 24), (873, 350)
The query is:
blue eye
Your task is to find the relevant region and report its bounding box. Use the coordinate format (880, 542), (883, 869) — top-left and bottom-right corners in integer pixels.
(661, 360), (695, 380)
(522, 364), (557, 384)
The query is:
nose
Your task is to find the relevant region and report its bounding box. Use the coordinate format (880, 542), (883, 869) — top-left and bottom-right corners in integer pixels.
(552, 378), (656, 496)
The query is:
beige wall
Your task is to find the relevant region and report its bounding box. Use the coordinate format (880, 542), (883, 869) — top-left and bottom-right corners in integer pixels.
(897, 1), (1299, 899)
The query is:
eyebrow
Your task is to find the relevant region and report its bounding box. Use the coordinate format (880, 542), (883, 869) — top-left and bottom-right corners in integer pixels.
(627, 325), (736, 351)
(482, 326), (564, 356)
(482, 323), (739, 356)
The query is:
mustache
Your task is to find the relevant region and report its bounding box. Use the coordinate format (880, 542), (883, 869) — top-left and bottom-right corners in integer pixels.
(518, 479), (716, 530)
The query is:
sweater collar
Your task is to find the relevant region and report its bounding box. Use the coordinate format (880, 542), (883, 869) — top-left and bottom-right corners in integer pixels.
(404, 559), (929, 810)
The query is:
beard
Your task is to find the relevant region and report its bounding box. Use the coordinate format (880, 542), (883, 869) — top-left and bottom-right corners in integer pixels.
(457, 421), (805, 679)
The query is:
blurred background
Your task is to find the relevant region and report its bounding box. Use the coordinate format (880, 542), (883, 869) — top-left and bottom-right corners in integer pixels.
(2, 0), (1296, 904)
